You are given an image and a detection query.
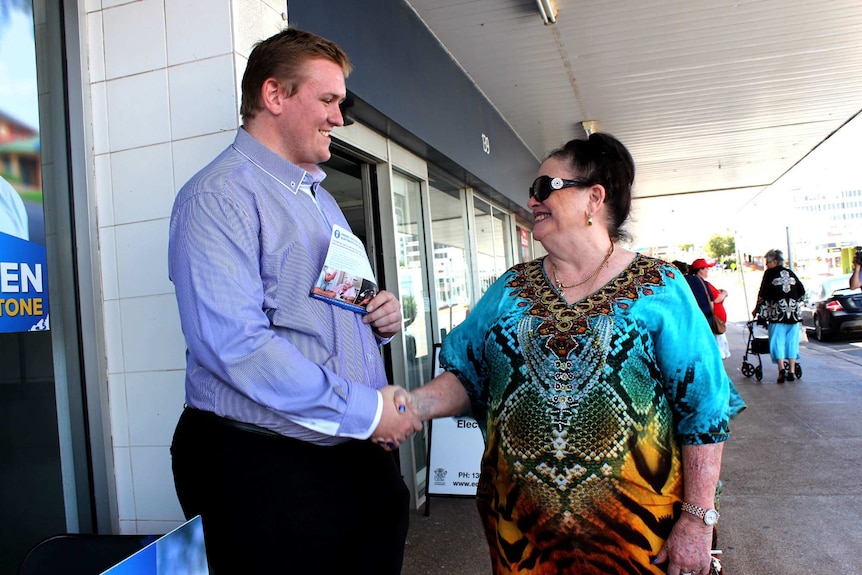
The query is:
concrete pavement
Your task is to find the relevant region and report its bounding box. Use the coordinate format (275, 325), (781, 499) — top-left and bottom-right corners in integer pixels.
(402, 320), (862, 574)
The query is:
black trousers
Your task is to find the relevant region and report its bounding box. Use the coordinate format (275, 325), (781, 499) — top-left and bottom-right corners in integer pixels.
(171, 408), (410, 575)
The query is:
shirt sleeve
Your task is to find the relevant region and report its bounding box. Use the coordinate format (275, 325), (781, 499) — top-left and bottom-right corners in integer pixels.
(439, 273), (513, 428)
(169, 184), (381, 439)
(650, 267), (746, 445)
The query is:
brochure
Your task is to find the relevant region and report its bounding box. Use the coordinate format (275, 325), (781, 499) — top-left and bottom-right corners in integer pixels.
(310, 224), (378, 314)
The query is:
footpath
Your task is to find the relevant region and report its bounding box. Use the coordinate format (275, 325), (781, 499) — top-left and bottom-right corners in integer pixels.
(402, 319), (862, 574)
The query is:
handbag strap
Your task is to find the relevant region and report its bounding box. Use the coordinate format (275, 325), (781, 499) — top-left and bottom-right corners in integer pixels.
(698, 276), (715, 310)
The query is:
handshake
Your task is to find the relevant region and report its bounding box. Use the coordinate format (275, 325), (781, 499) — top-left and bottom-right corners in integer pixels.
(371, 385), (424, 451)
(369, 373), (471, 451)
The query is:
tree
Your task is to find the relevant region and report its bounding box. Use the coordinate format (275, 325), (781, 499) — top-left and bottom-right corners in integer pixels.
(705, 234), (735, 260)
(402, 294), (417, 328)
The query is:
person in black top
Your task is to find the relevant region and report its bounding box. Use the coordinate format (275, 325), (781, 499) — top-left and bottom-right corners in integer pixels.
(754, 249), (805, 383)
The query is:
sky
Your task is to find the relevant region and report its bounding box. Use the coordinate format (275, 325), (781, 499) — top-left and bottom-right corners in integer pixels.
(628, 111), (862, 258)
(0, 7), (39, 131)
(731, 113), (862, 256)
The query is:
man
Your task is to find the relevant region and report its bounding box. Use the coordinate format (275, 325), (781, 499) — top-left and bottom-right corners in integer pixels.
(168, 28), (421, 574)
(851, 248), (862, 289)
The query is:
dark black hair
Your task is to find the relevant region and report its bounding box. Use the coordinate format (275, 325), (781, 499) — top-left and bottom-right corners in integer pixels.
(671, 260), (690, 275)
(546, 132), (635, 241)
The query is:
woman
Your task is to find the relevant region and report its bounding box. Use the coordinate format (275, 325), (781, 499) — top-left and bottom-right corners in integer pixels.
(690, 258), (731, 360)
(684, 259), (714, 326)
(409, 133), (744, 575)
(754, 249), (805, 383)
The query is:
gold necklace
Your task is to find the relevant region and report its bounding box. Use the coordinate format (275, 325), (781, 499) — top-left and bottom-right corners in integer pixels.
(553, 243), (615, 290)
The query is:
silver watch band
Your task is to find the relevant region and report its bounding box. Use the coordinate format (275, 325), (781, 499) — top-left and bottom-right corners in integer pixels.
(681, 501), (719, 525)
(681, 501), (707, 519)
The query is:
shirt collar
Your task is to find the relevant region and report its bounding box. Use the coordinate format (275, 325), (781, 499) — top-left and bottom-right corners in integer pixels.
(233, 127), (327, 196)
(299, 165), (328, 198)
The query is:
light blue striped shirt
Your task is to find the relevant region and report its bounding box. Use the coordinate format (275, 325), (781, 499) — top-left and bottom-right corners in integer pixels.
(168, 128), (384, 445)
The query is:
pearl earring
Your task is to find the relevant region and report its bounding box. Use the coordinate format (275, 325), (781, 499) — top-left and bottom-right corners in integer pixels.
(587, 212), (594, 226)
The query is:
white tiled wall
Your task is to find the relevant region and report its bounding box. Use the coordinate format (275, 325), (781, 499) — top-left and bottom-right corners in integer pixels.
(84, 0), (287, 534)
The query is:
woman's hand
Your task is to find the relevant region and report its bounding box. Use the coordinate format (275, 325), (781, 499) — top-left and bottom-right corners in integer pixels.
(657, 443), (723, 574)
(653, 514), (714, 575)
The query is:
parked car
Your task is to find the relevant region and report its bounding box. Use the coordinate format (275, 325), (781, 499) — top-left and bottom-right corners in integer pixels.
(801, 274), (862, 341)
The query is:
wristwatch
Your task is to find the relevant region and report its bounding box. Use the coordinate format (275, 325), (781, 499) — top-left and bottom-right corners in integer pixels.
(681, 502), (720, 526)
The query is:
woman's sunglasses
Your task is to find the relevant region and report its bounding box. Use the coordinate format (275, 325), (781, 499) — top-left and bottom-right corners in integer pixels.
(529, 176), (591, 202)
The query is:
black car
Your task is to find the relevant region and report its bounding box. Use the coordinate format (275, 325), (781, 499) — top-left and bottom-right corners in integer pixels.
(801, 274), (862, 341)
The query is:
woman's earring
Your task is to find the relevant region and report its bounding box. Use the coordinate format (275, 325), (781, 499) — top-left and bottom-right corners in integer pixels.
(587, 212), (594, 226)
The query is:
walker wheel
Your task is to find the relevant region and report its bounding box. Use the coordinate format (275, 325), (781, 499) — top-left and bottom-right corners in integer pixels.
(741, 362), (755, 377)
(795, 364), (802, 379)
(755, 365), (763, 381)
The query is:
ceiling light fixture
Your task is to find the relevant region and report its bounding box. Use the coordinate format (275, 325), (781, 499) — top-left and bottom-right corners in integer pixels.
(537, 0), (558, 25)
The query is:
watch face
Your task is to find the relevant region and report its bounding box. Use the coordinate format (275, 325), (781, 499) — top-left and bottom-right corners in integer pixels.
(704, 509), (719, 526)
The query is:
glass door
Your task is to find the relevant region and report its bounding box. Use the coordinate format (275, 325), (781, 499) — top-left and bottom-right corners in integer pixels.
(1, 1), (80, 570)
(391, 171), (433, 496)
(320, 149), (377, 259)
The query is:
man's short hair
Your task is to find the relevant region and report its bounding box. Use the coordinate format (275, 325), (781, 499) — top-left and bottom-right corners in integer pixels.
(240, 27), (352, 121)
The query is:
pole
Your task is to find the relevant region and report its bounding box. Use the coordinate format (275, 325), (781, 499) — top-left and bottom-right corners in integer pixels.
(738, 246), (751, 317)
(786, 226), (793, 269)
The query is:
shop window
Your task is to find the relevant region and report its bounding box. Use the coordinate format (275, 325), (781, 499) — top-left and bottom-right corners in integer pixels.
(473, 196), (511, 298)
(428, 177), (471, 338)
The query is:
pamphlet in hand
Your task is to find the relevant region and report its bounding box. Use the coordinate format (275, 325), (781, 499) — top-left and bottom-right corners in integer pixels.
(310, 224), (378, 314)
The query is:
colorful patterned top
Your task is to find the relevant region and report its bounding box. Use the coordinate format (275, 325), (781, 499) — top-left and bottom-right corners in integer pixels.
(440, 254), (745, 575)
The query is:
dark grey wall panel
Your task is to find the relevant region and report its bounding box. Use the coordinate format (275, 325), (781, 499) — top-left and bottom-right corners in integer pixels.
(289, 0), (538, 215)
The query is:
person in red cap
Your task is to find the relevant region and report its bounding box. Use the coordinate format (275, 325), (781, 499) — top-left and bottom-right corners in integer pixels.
(690, 259), (730, 358)
(684, 259), (716, 325)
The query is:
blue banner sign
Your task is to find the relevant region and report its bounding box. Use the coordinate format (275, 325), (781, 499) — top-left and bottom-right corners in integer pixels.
(0, 231), (49, 332)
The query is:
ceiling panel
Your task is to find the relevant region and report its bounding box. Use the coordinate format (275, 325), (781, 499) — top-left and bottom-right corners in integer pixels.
(406, 0), (862, 211)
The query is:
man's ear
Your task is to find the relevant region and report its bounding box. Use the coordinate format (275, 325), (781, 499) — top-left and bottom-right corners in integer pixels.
(260, 78), (286, 114)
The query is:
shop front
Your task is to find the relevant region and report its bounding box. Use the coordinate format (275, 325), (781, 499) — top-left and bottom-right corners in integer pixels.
(0, 2), (540, 568)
